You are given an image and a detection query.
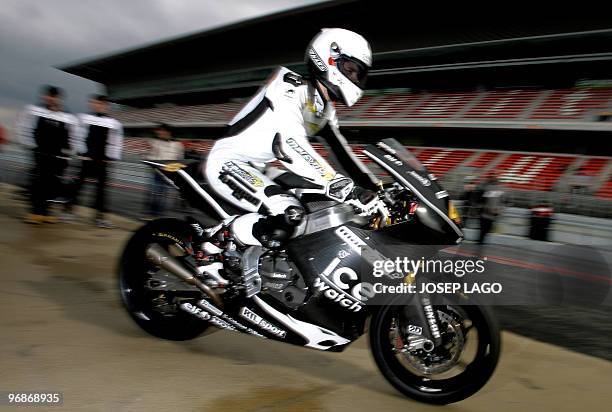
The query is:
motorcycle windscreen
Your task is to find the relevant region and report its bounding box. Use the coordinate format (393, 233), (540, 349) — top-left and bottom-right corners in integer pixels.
(362, 139), (463, 243)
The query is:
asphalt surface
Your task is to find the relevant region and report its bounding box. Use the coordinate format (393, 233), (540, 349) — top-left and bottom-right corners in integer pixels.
(1, 185), (612, 412)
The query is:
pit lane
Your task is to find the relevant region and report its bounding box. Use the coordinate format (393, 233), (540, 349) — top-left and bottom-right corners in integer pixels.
(1, 184), (611, 411)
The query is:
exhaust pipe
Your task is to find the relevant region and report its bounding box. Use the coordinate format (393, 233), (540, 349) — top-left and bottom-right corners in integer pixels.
(145, 243), (223, 308)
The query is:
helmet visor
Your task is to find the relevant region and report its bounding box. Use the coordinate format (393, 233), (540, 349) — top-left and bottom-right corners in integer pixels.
(337, 57), (369, 89)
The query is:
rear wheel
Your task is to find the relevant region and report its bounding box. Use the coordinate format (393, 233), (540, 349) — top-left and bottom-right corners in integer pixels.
(118, 218), (210, 340)
(370, 303), (500, 404)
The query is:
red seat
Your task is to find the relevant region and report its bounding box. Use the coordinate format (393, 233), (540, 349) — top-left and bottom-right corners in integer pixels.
(495, 153), (577, 191)
(464, 90), (541, 119)
(574, 158), (608, 177)
(466, 151), (499, 168)
(336, 95), (375, 119)
(596, 179), (612, 199)
(359, 93), (422, 119)
(414, 148), (472, 176)
(404, 91), (479, 118)
(530, 88), (612, 120)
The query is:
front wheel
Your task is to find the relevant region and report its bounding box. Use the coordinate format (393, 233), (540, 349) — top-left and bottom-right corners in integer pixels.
(369, 303), (501, 404)
(118, 218), (210, 340)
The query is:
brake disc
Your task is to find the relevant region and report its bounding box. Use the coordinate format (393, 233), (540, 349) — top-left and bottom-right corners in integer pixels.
(397, 309), (466, 375)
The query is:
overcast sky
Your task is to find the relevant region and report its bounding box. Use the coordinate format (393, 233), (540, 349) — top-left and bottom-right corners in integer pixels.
(0, 0), (322, 125)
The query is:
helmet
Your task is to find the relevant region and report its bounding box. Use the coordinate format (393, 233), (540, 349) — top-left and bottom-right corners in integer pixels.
(305, 28), (372, 107)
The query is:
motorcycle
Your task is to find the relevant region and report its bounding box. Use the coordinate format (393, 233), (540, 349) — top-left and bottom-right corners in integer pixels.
(118, 138), (500, 404)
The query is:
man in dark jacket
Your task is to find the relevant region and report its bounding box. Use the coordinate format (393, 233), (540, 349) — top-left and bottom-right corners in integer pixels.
(68, 94), (123, 228)
(17, 85), (78, 224)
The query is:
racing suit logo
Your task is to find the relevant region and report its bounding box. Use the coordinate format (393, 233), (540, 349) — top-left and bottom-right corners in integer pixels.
(285, 138), (334, 181)
(223, 161), (264, 187)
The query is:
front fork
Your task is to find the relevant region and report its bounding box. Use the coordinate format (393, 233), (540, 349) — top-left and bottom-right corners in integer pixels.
(399, 293), (444, 349)
(419, 295), (443, 346)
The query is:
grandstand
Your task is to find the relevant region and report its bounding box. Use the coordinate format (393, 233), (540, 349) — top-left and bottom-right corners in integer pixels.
(60, 0), (612, 213)
(111, 86), (612, 130)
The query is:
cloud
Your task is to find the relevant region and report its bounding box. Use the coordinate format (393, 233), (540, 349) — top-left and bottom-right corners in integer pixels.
(0, 0), (322, 114)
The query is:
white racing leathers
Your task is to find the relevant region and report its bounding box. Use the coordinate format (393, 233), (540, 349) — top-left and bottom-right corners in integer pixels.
(204, 67), (357, 246)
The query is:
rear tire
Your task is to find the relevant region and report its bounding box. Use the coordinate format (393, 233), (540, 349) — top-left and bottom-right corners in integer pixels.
(118, 218), (210, 341)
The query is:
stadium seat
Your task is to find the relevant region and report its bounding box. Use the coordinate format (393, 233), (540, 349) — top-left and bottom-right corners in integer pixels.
(113, 86), (612, 127)
(465, 151), (499, 168)
(405, 91), (479, 118)
(530, 88), (612, 120)
(335, 95), (376, 119)
(359, 93), (423, 119)
(595, 178), (612, 199)
(494, 153), (577, 191)
(464, 89), (541, 119)
(574, 158), (609, 177)
(415, 148), (472, 176)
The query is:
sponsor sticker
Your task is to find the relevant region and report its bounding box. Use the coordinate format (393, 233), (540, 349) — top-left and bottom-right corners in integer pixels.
(407, 325), (423, 335)
(337, 250), (350, 259)
(181, 302), (212, 321)
(422, 298), (441, 339)
(308, 48), (327, 72)
(239, 307), (287, 338)
(383, 153), (403, 166)
(409, 171), (431, 187)
(312, 255), (377, 313)
(285, 138), (334, 180)
(224, 161), (264, 187)
(193, 300), (266, 338)
(153, 232), (183, 245)
(197, 299), (223, 317)
(376, 141), (397, 154)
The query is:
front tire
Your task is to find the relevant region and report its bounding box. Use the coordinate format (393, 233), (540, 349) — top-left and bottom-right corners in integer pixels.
(370, 303), (501, 404)
(118, 218), (210, 340)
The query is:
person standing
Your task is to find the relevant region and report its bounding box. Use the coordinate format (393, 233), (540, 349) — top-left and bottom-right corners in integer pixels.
(143, 124), (184, 218)
(17, 85), (78, 224)
(460, 175), (480, 224)
(0, 122), (6, 147)
(0, 123), (8, 183)
(69, 94), (123, 228)
(478, 175), (505, 244)
(0, 122), (6, 183)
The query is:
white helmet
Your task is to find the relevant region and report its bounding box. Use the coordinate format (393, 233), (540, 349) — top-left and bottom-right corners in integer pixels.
(305, 28), (372, 107)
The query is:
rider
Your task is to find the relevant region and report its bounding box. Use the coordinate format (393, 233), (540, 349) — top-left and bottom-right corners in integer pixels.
(204, 28), (380, 248)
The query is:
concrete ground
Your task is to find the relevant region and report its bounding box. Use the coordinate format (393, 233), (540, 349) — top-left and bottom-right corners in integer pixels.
(1, 184), (612, 412)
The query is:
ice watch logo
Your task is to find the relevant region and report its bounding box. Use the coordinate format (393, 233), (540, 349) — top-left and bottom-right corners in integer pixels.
(313, 256), (375, 312)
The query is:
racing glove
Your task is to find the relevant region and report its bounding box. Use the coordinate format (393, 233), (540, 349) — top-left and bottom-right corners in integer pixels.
(345, 186), (379, 216)
(325, 174), (383, 217)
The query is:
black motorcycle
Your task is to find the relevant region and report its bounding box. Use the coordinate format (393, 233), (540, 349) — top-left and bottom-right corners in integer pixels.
(118, 138), (500, 404)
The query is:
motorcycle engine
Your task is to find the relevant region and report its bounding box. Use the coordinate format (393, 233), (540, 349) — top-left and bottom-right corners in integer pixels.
(259, 251), (308, 308)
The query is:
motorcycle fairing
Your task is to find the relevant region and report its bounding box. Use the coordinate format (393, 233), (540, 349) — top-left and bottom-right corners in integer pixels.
(362, 140), (463, 243)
